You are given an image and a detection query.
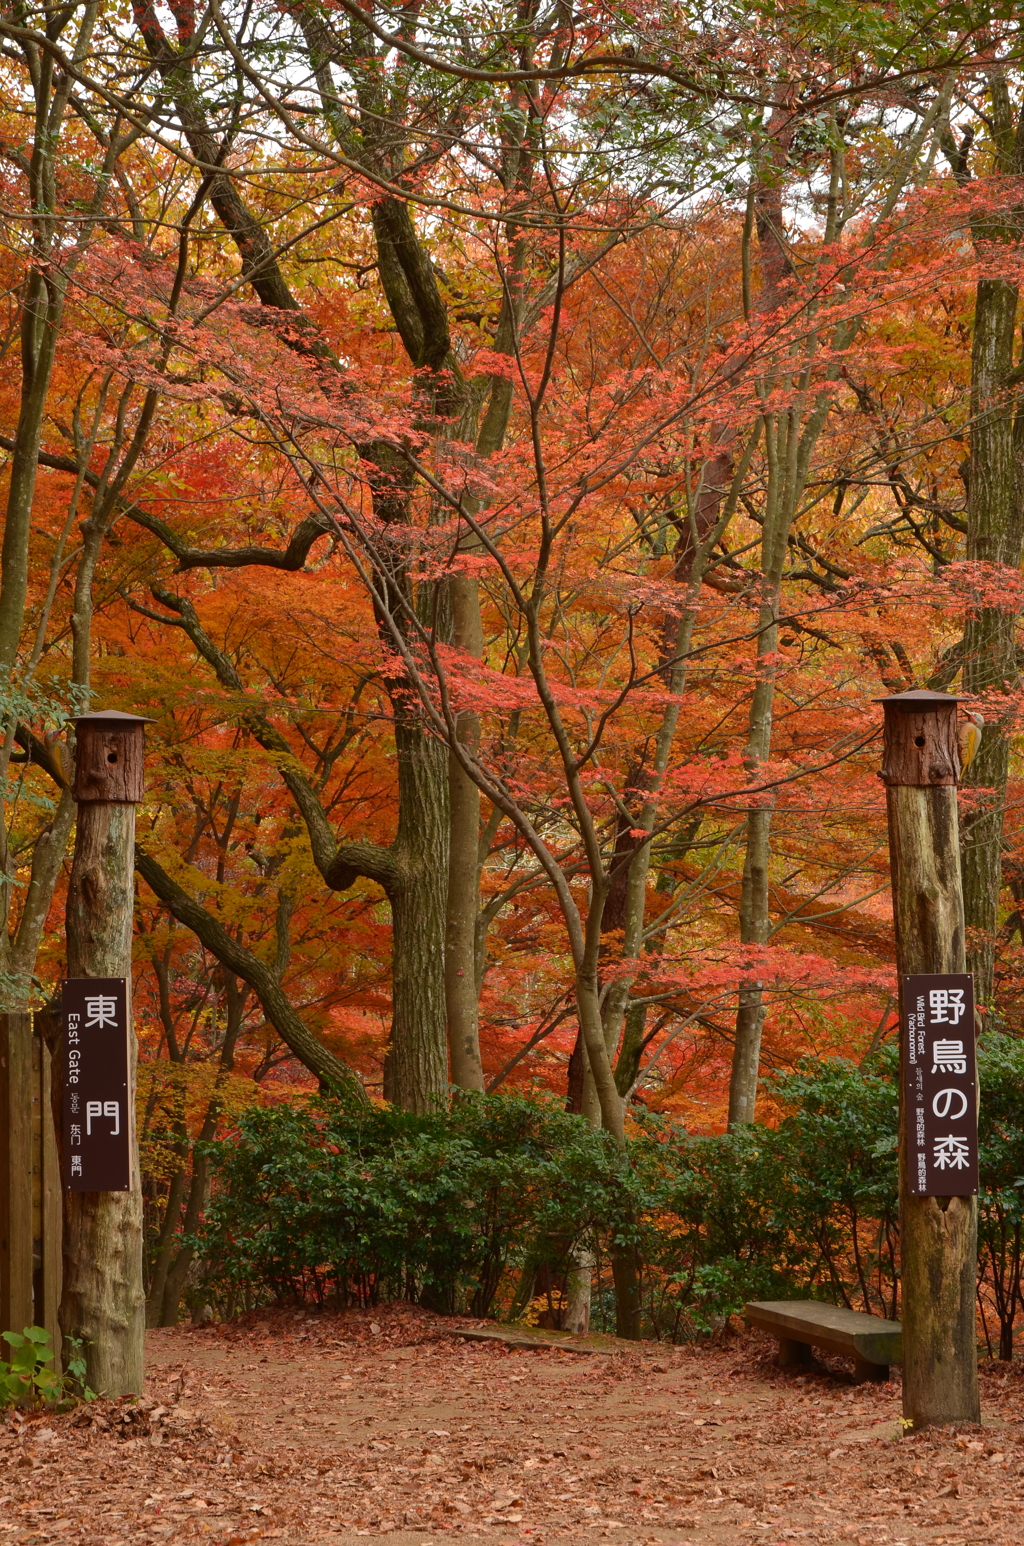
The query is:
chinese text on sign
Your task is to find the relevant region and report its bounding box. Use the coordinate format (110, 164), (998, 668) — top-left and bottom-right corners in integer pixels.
(902, 973), (978, 1198)
(62, 977), (130, 1191)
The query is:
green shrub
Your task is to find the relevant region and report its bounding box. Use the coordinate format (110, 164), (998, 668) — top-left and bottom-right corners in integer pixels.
(0, 1327), (95, 1409)
(196, 1090), (620, 1315)
(0, 1328), (62, 1408)
(975, 1032), (1024, 1359)
(621, 1053), (900, 1336)
(193, 1038), (1024, 1351)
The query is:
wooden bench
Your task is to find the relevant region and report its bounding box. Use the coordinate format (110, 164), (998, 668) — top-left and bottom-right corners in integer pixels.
(745, 1300), (902, 1383)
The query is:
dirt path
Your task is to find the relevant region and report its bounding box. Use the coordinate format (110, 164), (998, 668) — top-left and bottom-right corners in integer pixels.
(2, 1304), (1023, 1546)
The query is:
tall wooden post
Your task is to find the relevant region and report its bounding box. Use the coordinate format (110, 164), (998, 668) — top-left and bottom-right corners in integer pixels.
(1, 1014), (62, 1354)
(0, 1014), (33, 1335)
(879, 688), (980, 1429)
(61, 710), (148, 1396)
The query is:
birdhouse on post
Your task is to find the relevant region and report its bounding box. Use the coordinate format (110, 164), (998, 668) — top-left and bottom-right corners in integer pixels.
(876, 687), (979, 1431)
(877, 688), (962, 788)
(71, 709), (150, 804)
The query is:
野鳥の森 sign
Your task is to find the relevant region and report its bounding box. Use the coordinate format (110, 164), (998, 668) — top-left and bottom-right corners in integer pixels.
(62, 977), (131, 1192)
(902, 972), (978, 1198)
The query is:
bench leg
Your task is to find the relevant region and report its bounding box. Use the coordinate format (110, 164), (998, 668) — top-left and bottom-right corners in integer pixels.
(852, 1355), (888, 1384)
(777, 1337), (814, 1369)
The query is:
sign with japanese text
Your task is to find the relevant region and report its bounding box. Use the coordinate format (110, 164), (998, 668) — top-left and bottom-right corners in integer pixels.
(902, 972), (978, 1198)
(62, 977), (131, 1192)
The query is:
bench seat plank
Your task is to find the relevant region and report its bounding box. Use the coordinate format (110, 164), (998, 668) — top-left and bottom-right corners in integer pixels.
(745, 1300), (902, 1370)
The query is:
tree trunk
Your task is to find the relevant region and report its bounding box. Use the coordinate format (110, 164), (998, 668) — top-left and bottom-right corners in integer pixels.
(158, 1149), (210, 1326)
(445, 573), (486, 1091)
(389, 717), (450, 1112)
(1000, 1317), (1014, 1363)
(611, 1236), (642, 1340)
(62, 801), (145, 1397)
(562, 1247), (593, 1334)
(961, 275), (1023, 1009)
(145, 1167), (186, 1327)
(728, 436), (788, 1127)
(566, 1028), (586, 1114)
(613, 1003), (648, 1096)
(886, 771), (979, 1430)
(0, 274), (67, 680)
(729, 804), (772, 1126)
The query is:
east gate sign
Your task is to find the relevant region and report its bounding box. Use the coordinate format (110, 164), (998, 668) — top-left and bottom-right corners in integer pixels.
(62, 977), (131, 1192)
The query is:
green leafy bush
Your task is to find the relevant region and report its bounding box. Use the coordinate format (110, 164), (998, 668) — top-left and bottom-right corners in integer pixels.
(636, 1035), (1024, 1349)
(0, 1328), (61, 1407)
(975, 1033), (1024, 1359)
(0, 1326), (95, 1409)
(194, 1038), (1024, 1351)
(196, 1090), (621, 1315)
(613, 1052), (899, 1337)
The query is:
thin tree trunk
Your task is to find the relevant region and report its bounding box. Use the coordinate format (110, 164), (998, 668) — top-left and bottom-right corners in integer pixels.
(728, 413), (791, 1126)
(1000, 1316), (1014, 1363)
(155, 977), (246, 1324)
(445, 573), (486, 1091)
(443, 264), (522, 1090)
(730, 807), (772, 1126)
(159, 1151), (209, 1326)
(0, 3), (100, 1008)
(0, 266), (67, 679)
(390, 718), (450, 1112)
(146, 1167), (187, 1326)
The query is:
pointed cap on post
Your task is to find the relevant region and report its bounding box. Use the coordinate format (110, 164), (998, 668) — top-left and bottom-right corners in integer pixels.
(876, 689), (963, 787)
(72, 709), (153, 803)
(70, 709), (156, 727)
(873, 688), (965, 711)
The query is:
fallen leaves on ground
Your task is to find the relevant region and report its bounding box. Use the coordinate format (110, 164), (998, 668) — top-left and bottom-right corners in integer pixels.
(1, 1303), (1022, 1546)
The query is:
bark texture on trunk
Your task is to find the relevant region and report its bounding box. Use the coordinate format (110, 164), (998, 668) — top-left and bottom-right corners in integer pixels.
(961, 274), (1024, 1009)
(145, 1166), (186, 1327)
(389, 717), (450, 1112)
(445, 572), (486, 1091)
(728, 444), (789, 1126)
(562, 1247), (593, 1335)
(886, 779), (979, 1430)
(724, 104), (800, 1124)
(729, 802), (771, 1126)
(611, 1236), (642, 1340)
(62, 801), (145, 1397)
(0, 1013), (33, 1335)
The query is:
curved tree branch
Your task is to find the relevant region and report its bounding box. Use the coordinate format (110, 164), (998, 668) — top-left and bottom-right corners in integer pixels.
(135, 845), (368, 1100)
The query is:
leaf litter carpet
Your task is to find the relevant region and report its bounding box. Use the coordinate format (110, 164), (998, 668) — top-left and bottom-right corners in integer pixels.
(2, 1303), (1024, 1546)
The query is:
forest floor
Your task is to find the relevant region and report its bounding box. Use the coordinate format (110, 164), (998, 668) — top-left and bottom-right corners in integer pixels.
(2, 1302), (1024, 1546)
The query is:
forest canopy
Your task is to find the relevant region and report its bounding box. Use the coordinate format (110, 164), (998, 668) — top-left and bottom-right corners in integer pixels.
(2, 0), (1024, 1330)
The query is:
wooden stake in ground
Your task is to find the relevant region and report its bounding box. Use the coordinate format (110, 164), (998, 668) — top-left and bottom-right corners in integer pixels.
(879, 688), (980, 1430)
(60, 710), (149, 1396)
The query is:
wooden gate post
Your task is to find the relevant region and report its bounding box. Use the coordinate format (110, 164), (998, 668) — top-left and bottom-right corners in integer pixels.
(61, 709), (149, 1396)
(1, 1012), (61, 1354)
(879, 688), (980, 1430)
(0, 1013), (33, 1336)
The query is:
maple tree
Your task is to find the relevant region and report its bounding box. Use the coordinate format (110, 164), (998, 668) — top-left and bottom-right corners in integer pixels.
(4, 0), (1024, 1339)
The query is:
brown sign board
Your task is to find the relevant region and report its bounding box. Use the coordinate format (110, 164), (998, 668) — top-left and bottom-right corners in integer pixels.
(902, 972), (978, 1197)
(62, 977), (131, 1192)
